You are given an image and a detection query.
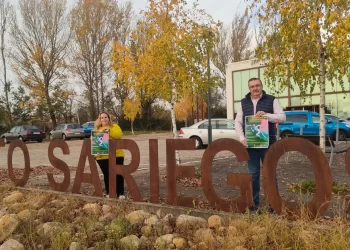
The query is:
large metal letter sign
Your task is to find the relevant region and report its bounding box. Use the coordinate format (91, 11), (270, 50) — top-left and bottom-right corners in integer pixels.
(263, 138), (332, 217)
(201, 138), (253, 212)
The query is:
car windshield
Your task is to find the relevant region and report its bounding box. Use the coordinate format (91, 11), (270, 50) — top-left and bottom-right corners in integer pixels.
(23, 125), (39, 130)
(67, 124), (81, 129)
(325, 115), (339, 121)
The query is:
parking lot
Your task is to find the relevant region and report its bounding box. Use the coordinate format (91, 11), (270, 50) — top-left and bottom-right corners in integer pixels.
(0, 132), (234, 169)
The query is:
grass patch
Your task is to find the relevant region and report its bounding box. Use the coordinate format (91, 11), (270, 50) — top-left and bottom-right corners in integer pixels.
(288, 180), (350, 196)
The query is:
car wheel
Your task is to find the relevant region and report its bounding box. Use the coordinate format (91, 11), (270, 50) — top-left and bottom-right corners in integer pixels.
(280, 131), (292, 139)
(62, 134), (67, 140)
(37, 139), (43, 143)
(49, 134), (54, 140)
(191, 136), (203, 149)
(334, 130), (347, 141)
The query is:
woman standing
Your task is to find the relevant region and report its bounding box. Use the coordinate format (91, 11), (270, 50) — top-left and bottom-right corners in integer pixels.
(93, 112), (125, 199)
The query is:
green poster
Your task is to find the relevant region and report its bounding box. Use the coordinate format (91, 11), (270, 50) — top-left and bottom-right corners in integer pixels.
(91, 130), (109, 155)
(245, 115), (269, 148)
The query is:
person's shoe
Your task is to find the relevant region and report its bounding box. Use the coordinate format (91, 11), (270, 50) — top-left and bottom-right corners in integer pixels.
(248, 206), (261, 215)
(249, 205), (259, 212)
(118, 195), (126, 200)
(268, 206), (276, 214)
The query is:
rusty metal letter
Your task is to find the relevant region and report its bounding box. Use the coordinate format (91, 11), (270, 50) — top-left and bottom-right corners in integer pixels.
(149, 139), (159, 203)
(109, 139), (141, 200)
(47, 140), (70, 192)
(263, 138), (332, 217)
(7, 140), (30, 187)
(201, 138), (252, 212)
(345, 147), (350, 176)
(72, 139), (103, 196)
(166, 139), (197, 207)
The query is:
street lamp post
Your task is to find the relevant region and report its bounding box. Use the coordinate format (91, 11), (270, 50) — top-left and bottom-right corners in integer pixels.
(207, 38), (212, 144)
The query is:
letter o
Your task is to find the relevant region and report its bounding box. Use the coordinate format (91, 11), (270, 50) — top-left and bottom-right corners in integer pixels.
(8, 140), (31, 187)
(263, 138), (332, 217)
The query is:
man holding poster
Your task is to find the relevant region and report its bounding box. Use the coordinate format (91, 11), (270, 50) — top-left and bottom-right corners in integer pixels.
(235, 77), (286, 211)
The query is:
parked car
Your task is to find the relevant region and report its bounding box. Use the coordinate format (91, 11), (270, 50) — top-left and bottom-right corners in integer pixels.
(81, 121), (95, 138)
(49, 123), (85, 140)
(325, 114), (350, 125)
(1, 125), (46, 143)
(178, 118), (238, 149)
(279, 111), (350, 141)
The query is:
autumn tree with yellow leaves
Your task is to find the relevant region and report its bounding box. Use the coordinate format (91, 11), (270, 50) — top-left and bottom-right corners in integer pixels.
(123, 97), (141, 134)
(10, 0), (71, 128)
(247, 0), (350, 151)
(175, 96), (193, 127)
(112, 0), (219, 141)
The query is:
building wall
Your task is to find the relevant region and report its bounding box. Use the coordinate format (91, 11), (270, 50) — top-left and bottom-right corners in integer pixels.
(226, 59), (350, 120)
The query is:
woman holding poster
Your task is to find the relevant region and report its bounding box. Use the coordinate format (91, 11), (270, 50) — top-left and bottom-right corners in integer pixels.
(93, 112), (125, 199)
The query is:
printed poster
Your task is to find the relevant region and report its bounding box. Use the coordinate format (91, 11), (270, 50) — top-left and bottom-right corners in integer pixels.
(245, 115), (269, 148)
(91, 130), (109, 155)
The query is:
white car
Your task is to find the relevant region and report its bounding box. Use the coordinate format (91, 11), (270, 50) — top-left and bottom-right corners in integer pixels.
(178, 118), (239, 149)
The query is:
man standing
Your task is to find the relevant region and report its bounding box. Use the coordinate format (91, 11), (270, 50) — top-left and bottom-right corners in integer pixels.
(235, 77), (286, 211)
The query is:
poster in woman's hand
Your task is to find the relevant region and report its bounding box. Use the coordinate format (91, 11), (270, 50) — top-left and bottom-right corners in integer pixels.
(91, 130), (109, 155)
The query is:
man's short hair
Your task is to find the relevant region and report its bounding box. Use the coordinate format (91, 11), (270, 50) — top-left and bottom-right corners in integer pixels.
(248, 77), (262, 84)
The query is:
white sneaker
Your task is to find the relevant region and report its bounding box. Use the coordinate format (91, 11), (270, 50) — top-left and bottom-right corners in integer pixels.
(104, 194), (109, 198)
(118, 195), (126, 200)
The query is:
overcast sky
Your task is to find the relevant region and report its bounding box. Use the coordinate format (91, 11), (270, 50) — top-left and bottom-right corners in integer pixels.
(125, 0), (247, 25)
(66, 0), (247, 25)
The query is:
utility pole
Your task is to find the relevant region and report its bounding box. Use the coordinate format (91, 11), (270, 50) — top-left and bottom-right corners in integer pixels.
(207, 32), (212, 144)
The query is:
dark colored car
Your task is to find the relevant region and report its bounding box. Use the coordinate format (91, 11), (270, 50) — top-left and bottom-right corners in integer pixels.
(1, 125), (46, 143)
(81, 121), (95, 138)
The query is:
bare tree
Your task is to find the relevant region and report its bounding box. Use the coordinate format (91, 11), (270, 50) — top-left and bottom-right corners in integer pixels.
(0, 0), (14, 125)
(231, 14), (253, 62)
(212, 13), (253, 89)
(212, 24), (232, 86)
(10, 0), (71, 128)
(70, 0), (133, 120)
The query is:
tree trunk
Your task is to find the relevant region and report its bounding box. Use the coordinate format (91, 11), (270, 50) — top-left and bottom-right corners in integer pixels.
(88, 84), (96, 120)
(45, 81), (57, 128)
(1, 29), (12, 125)
(100, 61), (104, 111)
(318, 35), (326, 152)
(131, 120), (134, 135)
(170, 81), (180, 164)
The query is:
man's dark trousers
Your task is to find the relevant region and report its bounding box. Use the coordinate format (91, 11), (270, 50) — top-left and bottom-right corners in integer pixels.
(247, 148), (268, 208)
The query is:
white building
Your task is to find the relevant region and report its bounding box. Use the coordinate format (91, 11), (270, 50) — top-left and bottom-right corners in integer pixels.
(226, 59), (350, 119)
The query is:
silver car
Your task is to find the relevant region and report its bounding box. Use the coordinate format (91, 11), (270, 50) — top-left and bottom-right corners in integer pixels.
(178, 118), (239, 149)
(325, 114), (350, 125)
(49, 123), (85, 140)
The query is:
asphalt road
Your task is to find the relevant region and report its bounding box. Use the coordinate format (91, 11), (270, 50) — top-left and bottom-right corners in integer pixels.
(0, 132), (234, 169)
